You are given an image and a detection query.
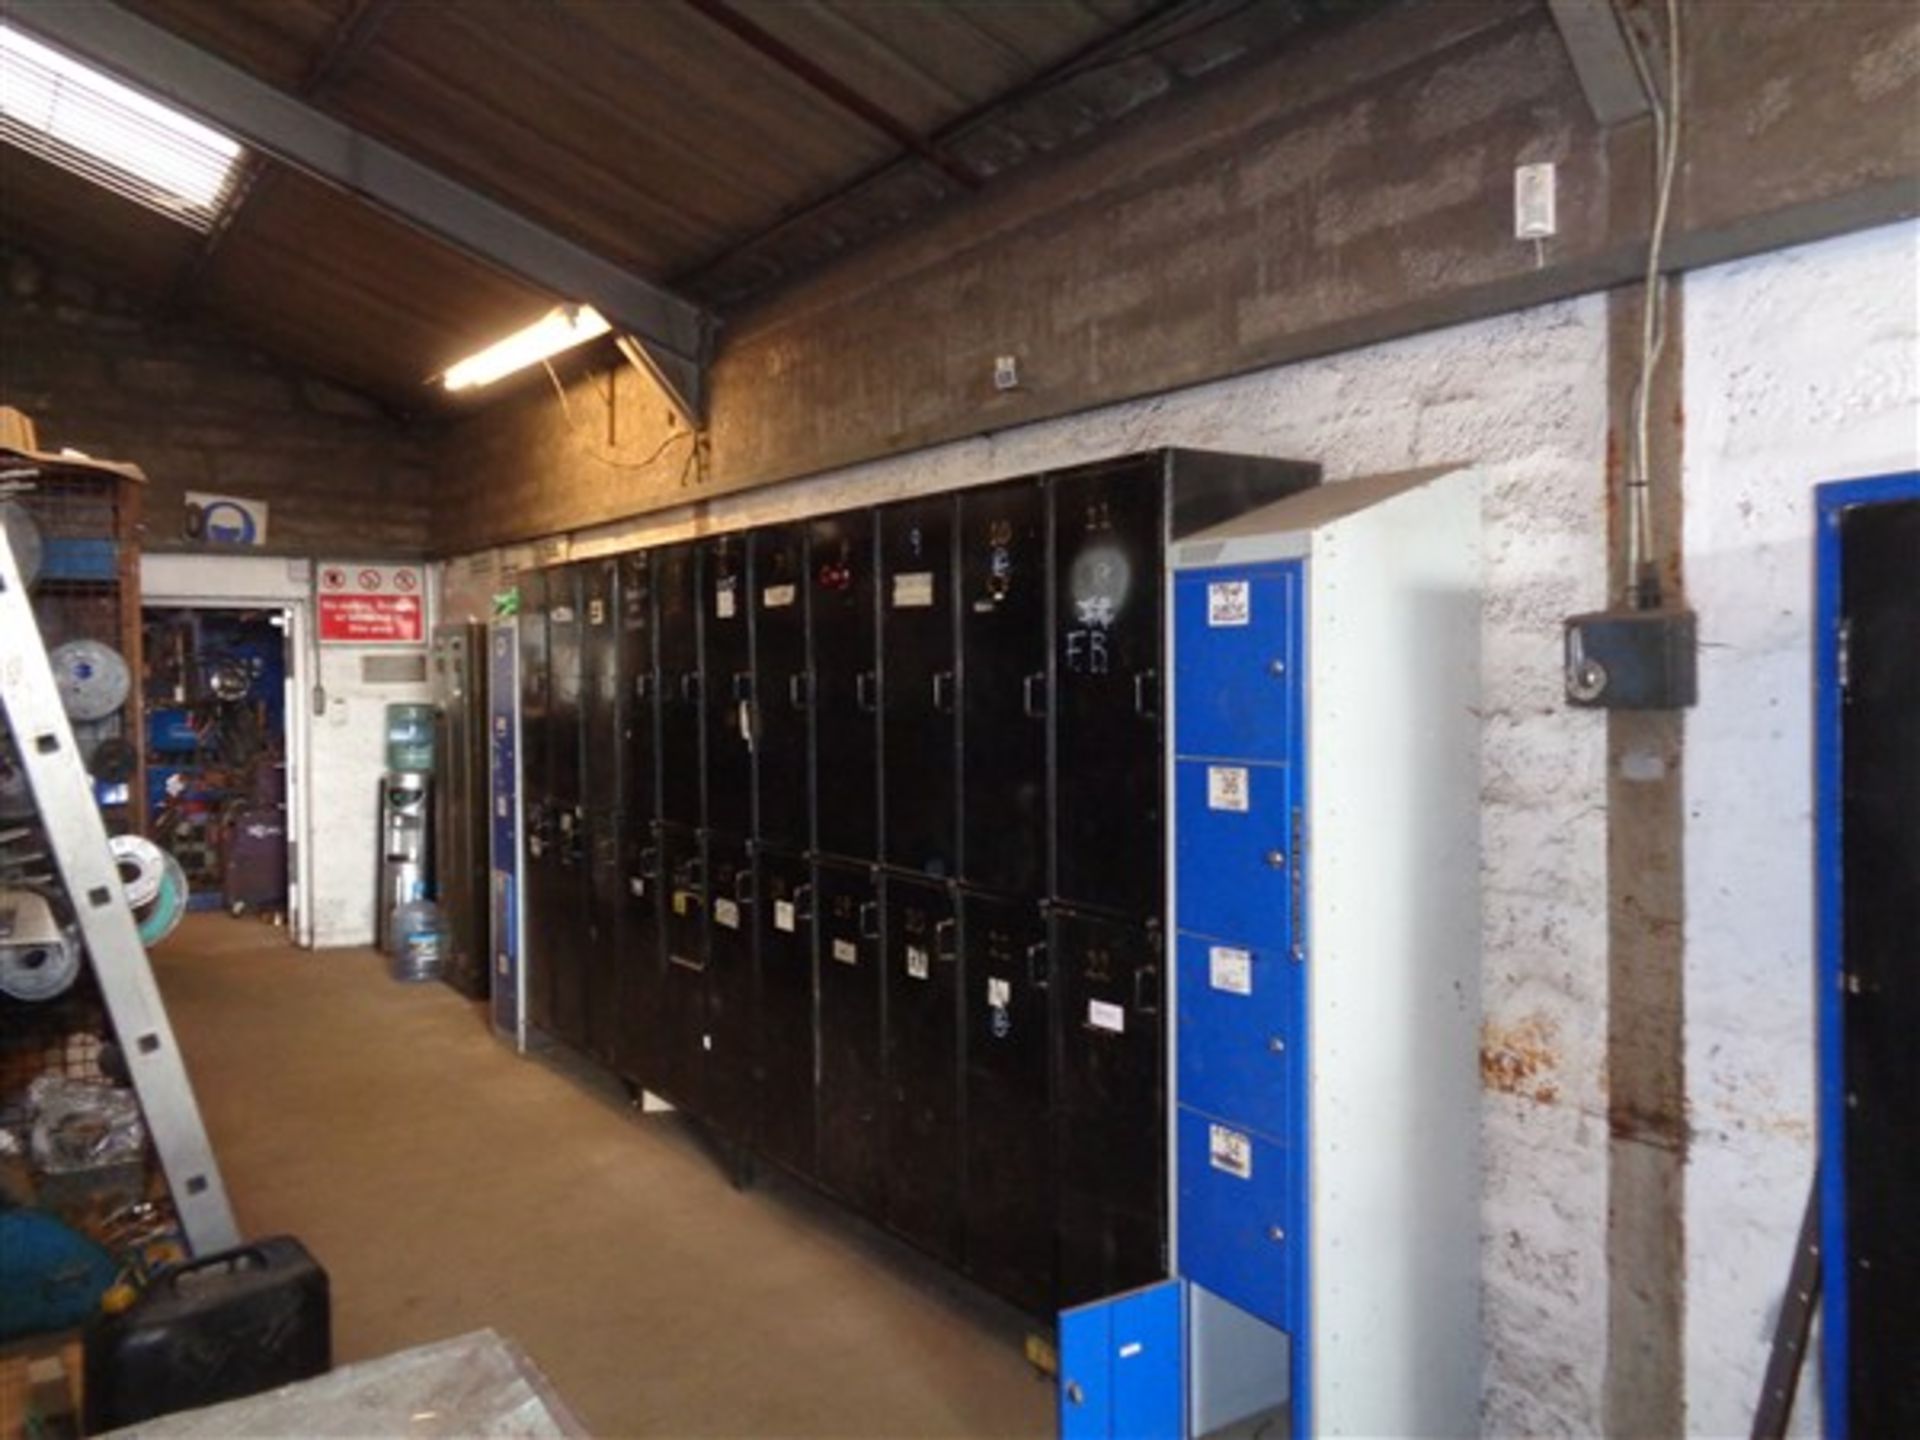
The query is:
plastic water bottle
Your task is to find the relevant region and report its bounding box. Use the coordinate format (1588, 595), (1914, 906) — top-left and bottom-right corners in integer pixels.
(388, 898), (445, 983)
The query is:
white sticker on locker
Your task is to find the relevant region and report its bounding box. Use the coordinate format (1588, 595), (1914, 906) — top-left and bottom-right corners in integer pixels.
(628, 876), (646, 898)
(763, 583), (796, 609)
(1207, 765), (1250, 812)
(1207, 580), (1251, 627)
(713, 898), (741, 930)
(906, 945), (930, 980)
(1088, 999), (1126, 1033)
(987, 977), (1012, 1008)
(1209, 945), (1254, 995)
(774, 899), (797, 933)
(1209, 1123), (1253, 1180)
(892, 571), (935, 608)
(588, 598), (606, 625)
(832, 938), (858, 965)
(716, 583), (737, 619)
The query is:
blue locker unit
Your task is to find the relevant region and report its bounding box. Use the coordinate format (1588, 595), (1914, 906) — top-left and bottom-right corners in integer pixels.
(1059, 1280), (1184, 1440)
(487, 617), (526, 1049)
(1169, 467), (1483, 1439)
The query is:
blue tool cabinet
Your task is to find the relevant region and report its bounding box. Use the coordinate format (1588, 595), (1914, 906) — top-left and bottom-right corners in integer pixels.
(1060, 466), (1484, 1439)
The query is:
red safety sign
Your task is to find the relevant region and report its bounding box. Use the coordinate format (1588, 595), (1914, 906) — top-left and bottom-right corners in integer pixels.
(317, 562), (426, 643)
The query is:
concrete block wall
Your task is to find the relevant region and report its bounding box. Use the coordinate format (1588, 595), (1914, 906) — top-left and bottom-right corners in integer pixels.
(1, 243), (434, 558)
(1681, 218), (1920, 1435)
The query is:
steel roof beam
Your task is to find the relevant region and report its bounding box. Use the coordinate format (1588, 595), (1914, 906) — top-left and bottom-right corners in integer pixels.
(1546, 0), (1653, 126)
(12, 0), (711, 419)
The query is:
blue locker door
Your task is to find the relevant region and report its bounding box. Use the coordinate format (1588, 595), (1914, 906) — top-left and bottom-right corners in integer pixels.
(1175, 932), (1301, 1142)
(1060, 1279), (1185, 1440)
(1176, 1110), (1299, 1334)
(1173, 759), (1294, 947)
(487, 620), (521, 1042)
(1173, 564), (1300, 764)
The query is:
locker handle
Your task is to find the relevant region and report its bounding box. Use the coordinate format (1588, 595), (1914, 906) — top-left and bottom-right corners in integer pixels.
(1290, 805), (1306, 963)
(793, 883), (815, 923)
(858, 900), (880, 939)
(932, 671), (956, 715)
(934, 917), (958, 962)
(731, 671), (753, 704)
(1134, 964), (1160, 1015)
(638, 845), (660, 880)
(634, 673), (654, 701)
(787, 672), (812, 711)
(1026, 941), (1049, 989)
(1131, 668), (1160, 718)
(856, 670), (878, 712)
(679, 671), (702, 704)
(733, 867), (756, 906)
(1021, 671), (1047, 719)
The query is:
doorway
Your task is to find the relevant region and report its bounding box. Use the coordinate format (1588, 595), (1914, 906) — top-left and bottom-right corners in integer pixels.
(140, 605), (296, 933)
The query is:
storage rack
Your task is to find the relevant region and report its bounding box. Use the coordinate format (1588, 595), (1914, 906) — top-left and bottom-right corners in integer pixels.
(512, 449), (1319, 1320)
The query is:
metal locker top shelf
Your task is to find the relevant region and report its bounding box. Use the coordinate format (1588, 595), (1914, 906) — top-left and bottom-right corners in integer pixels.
(1168, 464), (1483, 1440)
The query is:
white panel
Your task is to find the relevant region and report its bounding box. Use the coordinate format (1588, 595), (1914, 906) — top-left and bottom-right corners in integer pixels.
(1305, 468), (1483, 1435)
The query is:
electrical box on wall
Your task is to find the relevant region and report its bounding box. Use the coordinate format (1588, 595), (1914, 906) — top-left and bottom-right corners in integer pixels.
(1563, 607), (1697, 708)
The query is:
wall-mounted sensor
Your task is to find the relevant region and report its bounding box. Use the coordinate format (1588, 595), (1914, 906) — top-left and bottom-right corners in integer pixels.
(1515, 162), (1557, 240)
(993, 355), (1020, 391)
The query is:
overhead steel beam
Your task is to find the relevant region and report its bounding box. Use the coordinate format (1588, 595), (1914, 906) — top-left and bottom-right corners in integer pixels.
(12, 0), (711, 418)
(1546, 0), (1653, 126)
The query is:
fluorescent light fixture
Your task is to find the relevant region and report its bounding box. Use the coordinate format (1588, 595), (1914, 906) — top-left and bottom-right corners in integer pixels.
(0, 22), (243, 230)
(442, 305), (612, 391)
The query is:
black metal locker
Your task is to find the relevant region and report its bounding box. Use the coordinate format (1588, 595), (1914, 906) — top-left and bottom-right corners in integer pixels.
(617, 550), (656, 825)
(703, 536), (754, 837)
(547, 564), (586, 809)
(751, 526), (810, 852)
(516, 569), (553, 1033)
(703, 831), (758, 1140)
(1051, 458), (1165, 920)
(958, 479), (1049, 896)
(1052, 906), (1166, 1308)
(549, 803), (590, 1048)
(880, 497), (958, 876)
(581, 558), (621, 800)
(808, 511), (879, 862)
(881, 874), (961, 1260)
(517, 568), (551, 801)
(658, 819), (708, 1112)
(814, 859), (885, 1216)
(615, 821), (664, 1090)
(582, 806), (623, 1063)
(656, 543), (703, 829)
(960, 889), (1054, 1314)
(755, 846), (817, 1180)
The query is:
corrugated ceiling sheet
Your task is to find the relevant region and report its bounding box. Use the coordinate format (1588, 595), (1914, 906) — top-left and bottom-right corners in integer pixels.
(0, 146), (201, 292)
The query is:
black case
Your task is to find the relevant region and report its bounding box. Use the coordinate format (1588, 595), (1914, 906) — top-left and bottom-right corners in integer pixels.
(83, 1236), (330, 1432)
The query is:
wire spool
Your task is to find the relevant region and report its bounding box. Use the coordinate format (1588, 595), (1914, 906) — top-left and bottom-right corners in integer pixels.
(0, 888), (81, 1002)
(135, 849), (189, 947)
(49, 639), (131, 722)
(109, 834), (166, 910)
(0, 500), (42, 587)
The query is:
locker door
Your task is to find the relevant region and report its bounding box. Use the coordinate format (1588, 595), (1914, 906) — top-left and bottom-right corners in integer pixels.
(550, 803), (590, 1048)
(547, 564), (585, 809)
(815, 859), (885, 1216)
(581, 558), (621, 800)
(883, 875), (961, 1259)
(1059, 1279), (1185, 1440)
(517, 570), (552, 1032)
(703, 535), (754, 837)
(616, 821), (664, 1089)
(1052, 458), (1166, 919)
(618, 550), (657, 825)
(656, 543), (703, 829)
(959, 478), (1049, 895)
(658, 820), (709, 1113)
(752, 526), (810, 852)
(880, 497), (958, 876)
(809, 511), (879, 861)
(704, 831), (757, 1140)
(961, 890), (1054, 1314)
(583, 807), (623, 1063)
(756, 847), (817, 1180)
(1055, 907), (1167, 1308)
(517, 568), (550, 802)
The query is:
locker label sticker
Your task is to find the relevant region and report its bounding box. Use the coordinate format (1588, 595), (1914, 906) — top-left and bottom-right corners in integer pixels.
(715, 581), (737, 619)
(1209, 945), (1254, 995)
(832, 938), (858, 965)
(1207, 580), (1251, 627)
(1209, 1123), (1253, 1179)
(628, 876), (646, 898)
(1088, 999), (1126, 1033)
(713, 898), (741, 930)
(906, 945), (930, 980)
(774, 899), (797, 933)
(987, 977), (1012, 1009)
(1207, 765), (1250, 812)
(587, 598), (606, 625)
(763, 583), (796, 609)
(892, 571), (935, 608)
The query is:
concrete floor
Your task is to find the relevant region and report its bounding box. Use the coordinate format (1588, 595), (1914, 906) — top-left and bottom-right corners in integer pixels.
(151, 915), (1054, 1437)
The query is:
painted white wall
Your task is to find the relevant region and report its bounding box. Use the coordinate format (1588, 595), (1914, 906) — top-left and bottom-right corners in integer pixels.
(461, 296), (1614, 1431)
(1681, 218), (1920, 1436)
(140, 553), (434, 951)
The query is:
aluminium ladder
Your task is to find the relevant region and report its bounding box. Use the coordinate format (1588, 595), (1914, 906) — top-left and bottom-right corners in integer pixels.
(0, 529), (239, 1255)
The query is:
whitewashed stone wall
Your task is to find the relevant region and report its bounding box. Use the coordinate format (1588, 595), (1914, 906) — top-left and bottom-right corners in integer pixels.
(1681, 219), (1920, 1437)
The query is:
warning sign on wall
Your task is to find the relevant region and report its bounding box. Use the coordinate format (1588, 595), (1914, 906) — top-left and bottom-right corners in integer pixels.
(318, 562), (426, 644)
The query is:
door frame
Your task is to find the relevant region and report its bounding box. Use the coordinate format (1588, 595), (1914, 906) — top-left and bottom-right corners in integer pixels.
(1814, 468), (1920, 1439)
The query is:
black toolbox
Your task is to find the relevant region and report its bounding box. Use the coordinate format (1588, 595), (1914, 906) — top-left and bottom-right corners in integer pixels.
(83, 1235), (330, 1431)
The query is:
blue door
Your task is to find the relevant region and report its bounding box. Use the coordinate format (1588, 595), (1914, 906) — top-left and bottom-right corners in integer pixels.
(1060, 1279), (1184, 1439)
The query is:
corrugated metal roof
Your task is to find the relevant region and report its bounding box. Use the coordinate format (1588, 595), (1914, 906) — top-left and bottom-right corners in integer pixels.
(4, 0), (1362, 411)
